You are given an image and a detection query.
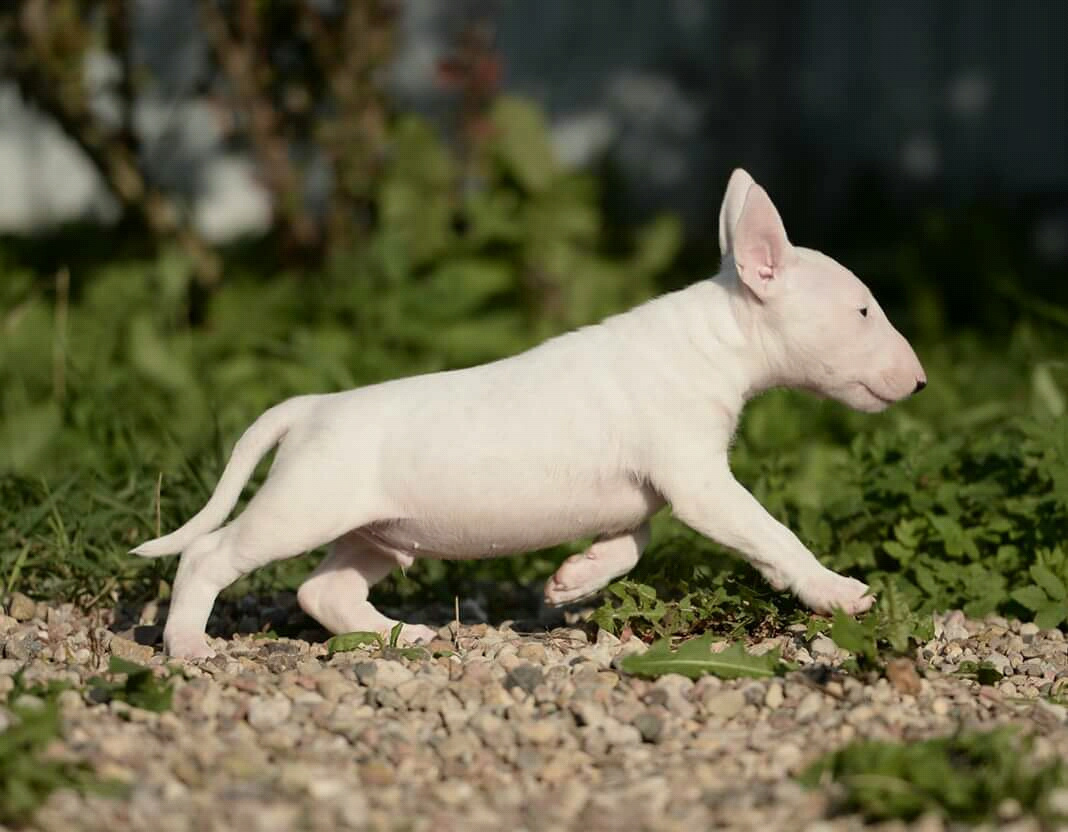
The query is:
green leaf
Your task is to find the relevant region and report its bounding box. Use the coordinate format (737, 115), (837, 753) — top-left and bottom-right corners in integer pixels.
(127, 315), (197, 395)
(620, 635), (783, 680)
(882, 541), (914, 563)
(927, 514), (979, 558)
(830, 609), (879, 665)
(490, 96), (557, 192)
(87, 658), (174, 713)
(1030, 564), (1067, 601)
(798, 728), (1066, 824)
(956, 660), (1003, 685)
(976, 663), (1003, 685)
(893, 518), (926, 548)
(107, 656), (148, 676)
(378, 116), (456, 265)
(1011, 585), (1050, 611)
(630, 215), (682, 277)
(1032, 364), (1066, 418)
(326, 632), (384, 654)
(591, 580), (669, 637)
(1034, 602), (1068, 630)
(878, 581), (916, 654)
(380, 645), (430, 662)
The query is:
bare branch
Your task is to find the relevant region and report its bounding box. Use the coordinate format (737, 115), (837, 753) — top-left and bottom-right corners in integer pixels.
(300, 0), (395, 252)
(198, 0), (319, 253)
(6, 0), (221, 284)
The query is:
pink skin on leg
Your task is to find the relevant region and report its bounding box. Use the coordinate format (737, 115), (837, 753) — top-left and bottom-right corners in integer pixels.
(297, 534), (436, 643)
(544, 524), (650, 606)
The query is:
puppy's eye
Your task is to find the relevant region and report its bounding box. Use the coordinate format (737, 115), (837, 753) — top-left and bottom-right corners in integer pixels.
(859, 306), (869, 317)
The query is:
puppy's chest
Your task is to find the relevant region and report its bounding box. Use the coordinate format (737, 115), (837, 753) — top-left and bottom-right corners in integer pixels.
(364, 476), (664, 560)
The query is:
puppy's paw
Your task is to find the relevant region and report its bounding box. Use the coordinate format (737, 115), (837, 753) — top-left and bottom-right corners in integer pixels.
(796, 570), (875, 616)
(163, 631), (217, 661)
(543, 555), (609, 607)
(392, 623), (437, 644)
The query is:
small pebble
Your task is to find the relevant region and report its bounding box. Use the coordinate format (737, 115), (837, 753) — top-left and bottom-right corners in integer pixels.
(247, 694), (292, 730)
(796, 692), (824, 722)
(810, 636), (839, 658)
(110, 635), (155, 665)
(7, 592), (37, 621)
(703, 690), (746, 720)
(504, 663), (545, 695)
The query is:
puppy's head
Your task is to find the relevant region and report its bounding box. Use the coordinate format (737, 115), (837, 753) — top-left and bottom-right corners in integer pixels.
(718, 169), (926, 412)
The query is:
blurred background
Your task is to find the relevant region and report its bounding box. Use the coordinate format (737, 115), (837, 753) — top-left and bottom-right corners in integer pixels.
(0, 1), (1066, 611)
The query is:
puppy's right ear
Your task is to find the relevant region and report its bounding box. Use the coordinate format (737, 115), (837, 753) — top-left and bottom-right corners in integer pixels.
(718, 168), (756, 257)
(731, 182), (792, 302)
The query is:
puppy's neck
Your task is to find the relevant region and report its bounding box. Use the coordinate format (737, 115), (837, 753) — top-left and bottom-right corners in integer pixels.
(701, 265), (786, 403)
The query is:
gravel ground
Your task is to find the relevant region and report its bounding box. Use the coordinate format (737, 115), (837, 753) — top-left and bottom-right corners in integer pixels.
(1, 592), (1067, 832)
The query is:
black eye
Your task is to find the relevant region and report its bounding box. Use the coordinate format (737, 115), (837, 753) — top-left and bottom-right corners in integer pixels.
(859, 306), (869, 317)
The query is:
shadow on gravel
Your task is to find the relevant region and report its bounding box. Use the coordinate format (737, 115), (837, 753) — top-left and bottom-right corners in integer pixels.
(108, 580), (579, 650)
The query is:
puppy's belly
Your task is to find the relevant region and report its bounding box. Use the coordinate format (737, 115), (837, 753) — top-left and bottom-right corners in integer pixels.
(360, 480), (664, 560)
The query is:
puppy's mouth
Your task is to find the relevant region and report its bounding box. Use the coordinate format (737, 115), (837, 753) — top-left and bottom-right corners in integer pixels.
(848, 382), (896, 412)
(859, 383), (895, 405)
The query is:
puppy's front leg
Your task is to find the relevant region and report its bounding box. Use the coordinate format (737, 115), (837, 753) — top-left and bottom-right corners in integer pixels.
(658, 457), (873, 615)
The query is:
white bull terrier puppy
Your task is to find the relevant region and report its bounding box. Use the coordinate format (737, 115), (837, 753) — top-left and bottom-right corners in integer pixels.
(134, 169), (927, 659)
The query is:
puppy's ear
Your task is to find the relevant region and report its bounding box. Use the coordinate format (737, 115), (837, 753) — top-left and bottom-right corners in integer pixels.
(718, 168), (755, 257)
(732, 183), (792, 301)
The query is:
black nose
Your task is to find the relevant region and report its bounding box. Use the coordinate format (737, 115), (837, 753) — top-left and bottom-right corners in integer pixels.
(913, 379), (927, 394)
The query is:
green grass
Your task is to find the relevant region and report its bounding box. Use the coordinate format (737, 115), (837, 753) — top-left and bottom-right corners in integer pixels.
(0, 660), (168, 824)
(86, 657), (177, 712)
(0, 672), (118, 825)
(799, 728), (1066, 824)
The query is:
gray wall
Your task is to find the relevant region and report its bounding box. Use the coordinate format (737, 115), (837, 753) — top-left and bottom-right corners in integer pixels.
(1, 0), (1065, 242)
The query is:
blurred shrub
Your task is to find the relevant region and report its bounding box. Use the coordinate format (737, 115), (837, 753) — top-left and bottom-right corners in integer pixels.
(0, 91), (680, 476)
(0, 1), (681, 477)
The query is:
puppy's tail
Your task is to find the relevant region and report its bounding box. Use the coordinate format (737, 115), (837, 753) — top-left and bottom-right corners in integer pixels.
(131, 395), (318, 558)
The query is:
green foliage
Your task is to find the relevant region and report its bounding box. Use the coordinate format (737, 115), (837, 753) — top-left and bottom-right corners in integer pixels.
(620, 634), (786, 680)
(0, 97), (678, 479)
(799, 728), (1066, 824)
(86, 657), (175, 713)
(0, 671), (111, 826)
(1011, 560), (1068, 629)
(590, 582), (669, 635)
(325, 626), (430, 661)
(817, 423), (1068, 624)
(327, 632), (385, 654)
(828, 610), (880, 668)
(825, 586), (932, 672)
(953, 660), (1004, 686)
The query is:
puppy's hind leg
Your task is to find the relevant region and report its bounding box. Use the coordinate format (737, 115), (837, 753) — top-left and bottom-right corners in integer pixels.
(543, 524), (650, 607)
(163, 529), (231, 659)
(163, 472), (373, 660)
(297, 534), (437, 644)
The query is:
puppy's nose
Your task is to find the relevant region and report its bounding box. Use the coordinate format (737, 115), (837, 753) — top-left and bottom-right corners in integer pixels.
(913, 378), (927, 394)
